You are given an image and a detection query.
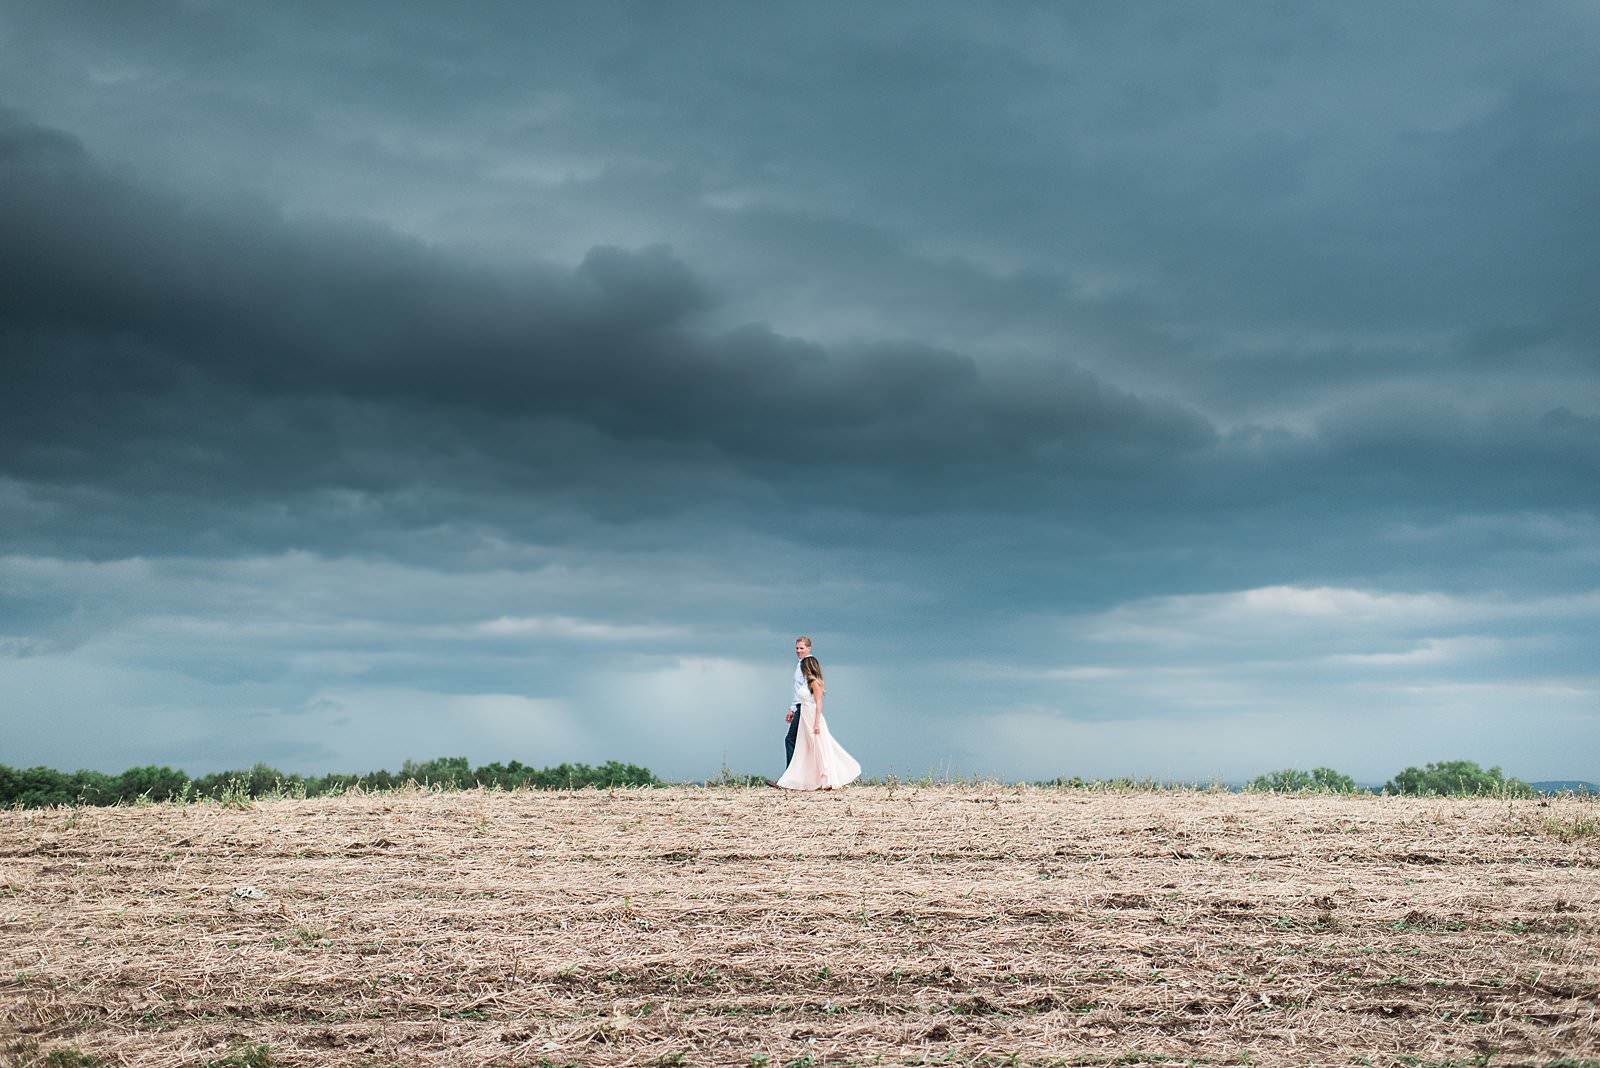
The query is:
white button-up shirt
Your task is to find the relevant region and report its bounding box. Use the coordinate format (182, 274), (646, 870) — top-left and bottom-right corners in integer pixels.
(793, 659), (809, 707)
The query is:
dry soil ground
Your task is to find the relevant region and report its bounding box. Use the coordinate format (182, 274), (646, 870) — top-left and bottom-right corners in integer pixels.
(2, 786), (1597, 1067)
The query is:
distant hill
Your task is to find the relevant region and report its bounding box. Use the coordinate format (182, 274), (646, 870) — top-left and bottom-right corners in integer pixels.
(1531, 780), (1598, 795)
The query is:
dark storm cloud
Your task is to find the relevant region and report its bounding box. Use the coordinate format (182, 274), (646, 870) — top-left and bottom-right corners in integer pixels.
(7, 4), (1596, 404)
(1, 87), (1595, 589)
(1, 107), (1220, 554)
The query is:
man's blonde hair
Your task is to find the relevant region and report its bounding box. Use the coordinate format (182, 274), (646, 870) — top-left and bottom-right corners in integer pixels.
(795, 635), (812, 647)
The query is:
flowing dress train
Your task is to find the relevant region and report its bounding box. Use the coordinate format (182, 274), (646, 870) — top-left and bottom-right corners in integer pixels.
(776, 699), (861, 790)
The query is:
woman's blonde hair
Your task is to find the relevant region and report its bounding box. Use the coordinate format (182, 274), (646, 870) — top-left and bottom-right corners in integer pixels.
(800, 655), (823, 690)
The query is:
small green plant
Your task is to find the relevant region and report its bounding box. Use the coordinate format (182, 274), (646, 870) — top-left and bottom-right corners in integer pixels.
(1539, 814), (1599, 842)
(203, 1045), (273, 1068)
(216, 778), (253, 809)
(46, 1050), (103, 1067)
(258, 776), (308, 802)
(292, 926), (329, 946)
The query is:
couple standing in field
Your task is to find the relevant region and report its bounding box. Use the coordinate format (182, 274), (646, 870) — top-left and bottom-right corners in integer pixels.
(772, 636), (861, 791)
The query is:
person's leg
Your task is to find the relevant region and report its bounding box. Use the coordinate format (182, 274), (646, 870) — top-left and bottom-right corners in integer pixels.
(785, 705), (800, 766)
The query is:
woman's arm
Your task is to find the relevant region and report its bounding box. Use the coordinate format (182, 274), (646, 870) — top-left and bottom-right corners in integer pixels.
(810, 677), (824, 733)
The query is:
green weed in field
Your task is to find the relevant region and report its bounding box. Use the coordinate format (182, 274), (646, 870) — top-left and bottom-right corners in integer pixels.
(45, 1051), (102, 1068)
(291, 925), (329, 946)
(203, 1045), (272, 1068)
(1539, 813), (1598, 842)
(215, 778), (253, 810)
(442, 1008), (491, 1020)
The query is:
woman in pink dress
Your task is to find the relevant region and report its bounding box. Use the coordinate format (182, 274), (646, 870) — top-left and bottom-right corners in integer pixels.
(777, 653), (861, 790)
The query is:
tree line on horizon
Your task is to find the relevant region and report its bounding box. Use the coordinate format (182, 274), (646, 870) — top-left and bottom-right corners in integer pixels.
(0, 756), (660, 809)
(1243, 760), (1540, 797)
(0, 756), (1573, 809)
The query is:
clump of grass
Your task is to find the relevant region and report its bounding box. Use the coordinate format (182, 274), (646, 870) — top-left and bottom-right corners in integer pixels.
(1506, 804), (1600, 843)
(291, 925), (329, 946)
(46, 1050), (102, 1068)
(203, 1044), (273, 1068)
(1538, 813), (1599, 843)
(214, 778), (254, 810)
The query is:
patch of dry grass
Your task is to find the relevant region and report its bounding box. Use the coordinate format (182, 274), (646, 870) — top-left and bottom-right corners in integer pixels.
(2, 786), (1597, 1066)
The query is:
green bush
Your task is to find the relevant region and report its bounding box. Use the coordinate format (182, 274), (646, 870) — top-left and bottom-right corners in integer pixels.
(115, 765), (191, 802)
(1384, 759), (1535, 797)
(1246, 767), (1359, 793)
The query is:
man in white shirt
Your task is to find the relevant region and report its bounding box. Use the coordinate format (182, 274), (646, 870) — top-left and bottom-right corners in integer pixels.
(784, 635), (813, 768)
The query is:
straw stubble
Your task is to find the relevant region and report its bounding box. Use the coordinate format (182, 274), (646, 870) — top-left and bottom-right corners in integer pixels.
(2, 786), (1596, 1065)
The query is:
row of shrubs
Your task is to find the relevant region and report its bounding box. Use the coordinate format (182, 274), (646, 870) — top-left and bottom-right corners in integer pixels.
(1244, 760), (1537, 797)
(0, 756), (1554, 809)
(1033, 760), (1549, 796)
(0, 757), (660, 809)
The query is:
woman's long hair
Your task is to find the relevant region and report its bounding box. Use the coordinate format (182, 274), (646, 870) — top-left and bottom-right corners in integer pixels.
(799, 655), (824, 693)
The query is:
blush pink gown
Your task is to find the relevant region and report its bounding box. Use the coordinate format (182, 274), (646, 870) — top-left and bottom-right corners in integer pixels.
(777, 697), (861, 790)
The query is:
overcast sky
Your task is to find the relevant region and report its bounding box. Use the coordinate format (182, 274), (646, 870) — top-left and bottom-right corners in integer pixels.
(2, 1), (1597, 784)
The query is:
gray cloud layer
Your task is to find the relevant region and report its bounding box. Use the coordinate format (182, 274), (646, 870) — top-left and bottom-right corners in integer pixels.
(2, 103), (1244, 608)
(1, 2), (1596, 780)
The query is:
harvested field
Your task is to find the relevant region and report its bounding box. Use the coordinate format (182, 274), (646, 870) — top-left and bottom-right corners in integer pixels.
(2, 786), (1597, 1067)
